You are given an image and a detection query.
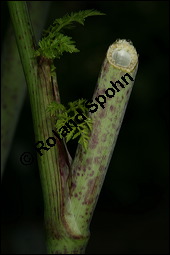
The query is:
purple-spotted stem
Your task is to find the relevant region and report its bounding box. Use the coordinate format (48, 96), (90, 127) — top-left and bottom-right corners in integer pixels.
(67, 39), (138, 237)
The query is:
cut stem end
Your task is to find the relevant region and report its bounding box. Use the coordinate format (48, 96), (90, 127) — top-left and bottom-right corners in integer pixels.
(107, 39), (138, 72)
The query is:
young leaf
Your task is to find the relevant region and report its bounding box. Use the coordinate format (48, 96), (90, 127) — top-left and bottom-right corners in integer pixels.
(53, 9), (105, 33)
(48, 98), (93, 150)
(46, 101), (66, 116)
(35, 9), (105, 60)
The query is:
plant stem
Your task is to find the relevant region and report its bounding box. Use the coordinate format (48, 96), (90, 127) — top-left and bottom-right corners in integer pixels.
(69, 39), (138, 233)
(1, 1), (51, 176)
(8, 2), (89, 253)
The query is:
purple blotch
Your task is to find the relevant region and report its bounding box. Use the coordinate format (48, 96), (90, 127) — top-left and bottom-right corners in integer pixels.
(110, 105), (114, 112)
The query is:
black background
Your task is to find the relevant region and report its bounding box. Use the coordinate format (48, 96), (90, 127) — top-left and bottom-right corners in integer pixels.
(1, 1), (169, 254)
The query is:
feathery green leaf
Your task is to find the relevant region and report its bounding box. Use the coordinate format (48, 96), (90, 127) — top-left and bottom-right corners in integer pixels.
(35, 9), (105, 60)
(48, 98), (93, 150)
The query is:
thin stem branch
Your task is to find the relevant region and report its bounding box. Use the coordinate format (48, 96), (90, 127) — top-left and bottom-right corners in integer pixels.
(1, 1), (51, 176)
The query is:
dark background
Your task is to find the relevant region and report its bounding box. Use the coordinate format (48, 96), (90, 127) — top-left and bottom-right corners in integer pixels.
(1, 1), (169, 254)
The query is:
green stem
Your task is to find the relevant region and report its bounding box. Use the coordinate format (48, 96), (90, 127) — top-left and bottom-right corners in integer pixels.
(1, 1), (51, 176)
(8, 2), (89, 253)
